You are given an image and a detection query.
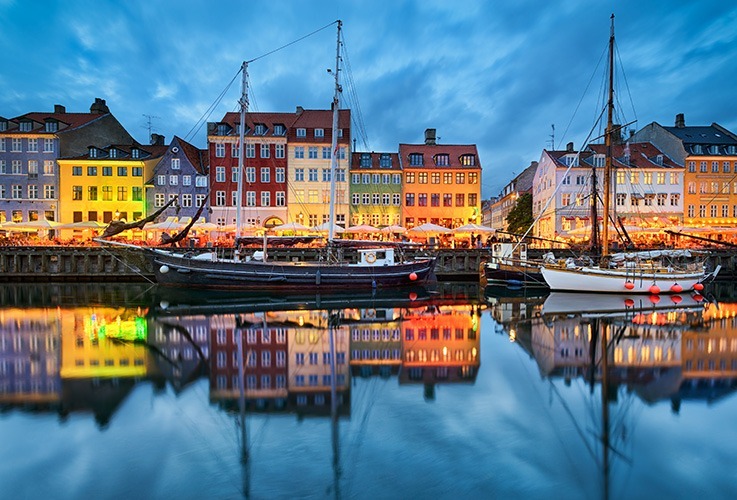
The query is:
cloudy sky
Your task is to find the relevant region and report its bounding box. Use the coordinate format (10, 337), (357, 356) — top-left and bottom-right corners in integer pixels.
(1, 0), (735, 198)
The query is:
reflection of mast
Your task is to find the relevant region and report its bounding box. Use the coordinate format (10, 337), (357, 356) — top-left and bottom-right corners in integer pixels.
(600, 318), (610, 500)
(328, 310), (342, 499)
(236, 320), (250, 499)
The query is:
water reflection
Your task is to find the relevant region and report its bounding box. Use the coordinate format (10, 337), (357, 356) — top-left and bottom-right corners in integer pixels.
(486, 285), (737, 498)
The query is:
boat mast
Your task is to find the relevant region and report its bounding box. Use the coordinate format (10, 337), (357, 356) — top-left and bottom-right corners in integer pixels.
(602, 15), (615, 258)
(327, 20), (342, 244)
(235, 61), (248, 260)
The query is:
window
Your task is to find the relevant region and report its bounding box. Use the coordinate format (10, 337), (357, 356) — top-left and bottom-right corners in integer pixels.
(670, 172), (679, 185)
(154, 193), (165, 207)
(405, 193), (415, 206)
(246, 167), (256, 183)
(261, 168), (270, 183)
(158, 174), (166, 186)
(409, 153), (423, 166)
(246, 191), (256, 206)
(88, 186), (97, 201)
(315, 128), (324, 138)
(171, 158), (180, 170)
(43, 139), (54, 153)
(181, 193), (191, 207)
(322, 146), (331, 159)
(294, 146), (304, 159)
(275, 144), (285, 158)
(274, 124), (286, 136)
(27, 138), (38, 152)
(246, 143), (255, 158)
(405, 172), (415, 184)
(418, 193), (428, 206)
(102, 166), (112, 176)
(86, 166), (96, 176)
(276, 167), (285, 183)
(456, 193), (465, 206)
(27, 160), (38, 178)
(308, 168), (318, 182)
(276, 191), (285, 206)
(215, 143), (225, 157)
(296, 128), (306, 137)
(434, 154), (450, 166)
(460, 154), (476, 166)
(11, 138), (21, 152)
(215, 166), (225, 182)
(322, 169), (331, 182)
(670, 194), (680, 206)
(43, 185), (54, 199)
(456, 172), (466, 184)
(308, 146), (318, 159)
(72, 166), (82, 176)
(73, 186), (83, 200)
(260, 144), (270, 158)
(261, 191), (270, 206)
(118, 167), (127, 176)
(712, 161), (719, 173)
(28, 185), (38, 199)
(295, 168), (304, 181)
(444, 172), (453, 184)
(196, 176), (207, 187)
(11, 185), (22, 198)
(117, 186), (127, 201)
(102, 186), (113, 201)
(700, 161), (707, 173)
(215, 191), (226, 206)
(132, 187), (142, 201)
(182, 175), (191, 186)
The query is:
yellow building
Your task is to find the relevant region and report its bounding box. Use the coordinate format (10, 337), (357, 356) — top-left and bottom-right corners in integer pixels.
(58, 143), (165, 226)
(286, 108), (351, 228)
(399, 129), (482, 229)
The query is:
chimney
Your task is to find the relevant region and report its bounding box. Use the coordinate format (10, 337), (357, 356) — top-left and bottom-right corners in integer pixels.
(424, 128), (437, 145)
(90, 98), (110, 114)
(566, 141), (574, 152)
(296, 106), (304, 114)
(675, 113), (685, 128)
(54, 104), (66, 114)
(612, 124), (623, 144)
(150, 133), (165, 146)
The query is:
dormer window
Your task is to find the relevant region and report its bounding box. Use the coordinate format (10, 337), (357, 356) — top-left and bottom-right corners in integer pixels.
(217, 124), (228, 136)
(693, 144), (702, 154)
(109, 148), (117, 158)
(434, 154), (450, 166)
(656, 154), (663, 165)
(409, 153), (424, 166)
(338, 129), (343, 138)
(360, 153), (372, 167)
(274, 124), (286, 136)
(45, 121), (58, 132)
(0, 121), (6, 132)
(89, 147), (98, 158)
(710, 145), (719, 154)
(254, 123), (266, 135)
(380, 153), (392, 168)
(131, 148), (140, 159)
(314, 128), (324, 138)
(460, 154), (476, 166)
(296, 128), (306, 137)
(593, 155), (605, 167)
(19, 121), (32, 132)
(728, 145), (737, 155)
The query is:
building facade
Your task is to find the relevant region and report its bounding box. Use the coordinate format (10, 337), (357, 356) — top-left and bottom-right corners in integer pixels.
(349, 152), (402, 227)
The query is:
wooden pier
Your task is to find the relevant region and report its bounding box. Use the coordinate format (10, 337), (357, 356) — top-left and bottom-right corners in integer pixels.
(0, 246), (732, 282)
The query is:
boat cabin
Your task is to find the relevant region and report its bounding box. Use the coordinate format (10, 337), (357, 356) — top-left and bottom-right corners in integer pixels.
(357, 248), (396, 266)
(490, 242), (528, 265)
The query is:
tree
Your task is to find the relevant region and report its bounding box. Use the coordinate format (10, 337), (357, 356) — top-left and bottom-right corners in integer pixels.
(505, 193), (533, 234)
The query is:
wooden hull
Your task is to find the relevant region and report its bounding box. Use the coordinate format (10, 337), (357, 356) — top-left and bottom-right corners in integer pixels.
(540, 265), (712, 294)
(483, 262), (548, 289)
(148, 249), (436, 290)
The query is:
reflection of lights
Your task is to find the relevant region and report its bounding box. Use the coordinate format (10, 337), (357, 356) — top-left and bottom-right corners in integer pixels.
(442, 346), (448, 356)
(509, 328), (516, 342)
(298, 316), (304, 326)
(472, 347), (477, 358)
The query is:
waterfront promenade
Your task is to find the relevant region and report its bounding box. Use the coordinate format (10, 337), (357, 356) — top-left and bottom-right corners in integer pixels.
(0, 245), (733, 282)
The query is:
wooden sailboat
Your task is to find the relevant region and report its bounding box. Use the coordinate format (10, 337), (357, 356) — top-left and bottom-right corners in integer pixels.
(540, 16), (718, 294)
(102, 21), (435, 290)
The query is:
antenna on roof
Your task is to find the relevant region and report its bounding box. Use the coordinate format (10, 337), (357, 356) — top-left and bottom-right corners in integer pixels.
(548, 124), (555, 149)
(142, 114), (160, 139)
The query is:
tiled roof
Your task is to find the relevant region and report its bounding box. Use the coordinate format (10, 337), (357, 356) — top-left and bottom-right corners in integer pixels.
(663, 124), (737, 146)
(291, 109), (350, 129)
(398, 143), (480, 168)
(217, 111), (298, 136)
(4, 112), (105, 134)
(587, 142), (679, 169)
(173, 136), (208, 175)
(350, 152), (401, 171)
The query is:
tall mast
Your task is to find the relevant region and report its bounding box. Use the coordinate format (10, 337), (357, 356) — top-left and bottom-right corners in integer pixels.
(602, 14), (615, 257)
(327, 20), (342, 244)
(235, 61), (248, 258)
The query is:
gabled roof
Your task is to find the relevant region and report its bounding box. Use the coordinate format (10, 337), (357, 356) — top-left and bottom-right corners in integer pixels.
(172, 136), (208, 175)
(398, 143), (480, 168)
(662, 124), (737, 146)
(350, 152), (401, 171)
(215, 111), (298, 137)
(2, 112), (105, 134)
(587, 142), (679, 169)
(291, 108), (350, 129)
(59, 143), (169, 161)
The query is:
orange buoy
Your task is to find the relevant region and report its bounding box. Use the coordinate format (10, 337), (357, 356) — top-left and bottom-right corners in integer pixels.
(624, 281), (635, 290)
(671, 295), (682, 304)
(649, 284), (661, 295)
(693, 283), (704, 292)
(671, 283), (683, 293)
(409, 272), (418, 281)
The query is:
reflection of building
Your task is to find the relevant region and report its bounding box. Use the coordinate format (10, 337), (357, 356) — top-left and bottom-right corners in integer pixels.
(0, 309), (61, 407)
(349, 308), (402, 379)
(148, 314), (209, 394)
(399, 305), (481, 398)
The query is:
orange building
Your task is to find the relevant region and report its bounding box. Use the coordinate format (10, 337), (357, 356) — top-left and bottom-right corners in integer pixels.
(399, 129), (481, 229)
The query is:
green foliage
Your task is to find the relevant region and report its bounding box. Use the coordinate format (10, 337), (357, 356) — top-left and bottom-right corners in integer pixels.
(505, 193), (533, 234)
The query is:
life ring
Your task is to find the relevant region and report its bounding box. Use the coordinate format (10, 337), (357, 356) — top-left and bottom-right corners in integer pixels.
(365, 309), (376, 319)
(365, 252), (377, 264)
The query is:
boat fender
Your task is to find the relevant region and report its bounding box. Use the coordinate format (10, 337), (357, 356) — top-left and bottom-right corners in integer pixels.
(365, 252), (377, 264)
(671, 283), (683, 293)
(649, 284), (661, 295)
(624, 281), (635, 290)
(159, 265), (170, 274)
(694, 283), (704, 292)
(409, 272), (418, 281)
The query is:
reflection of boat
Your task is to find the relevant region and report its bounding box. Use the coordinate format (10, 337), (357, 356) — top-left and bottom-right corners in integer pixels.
(100, 22), (435, 291)
(539, 17), (716, 294)
(484, 283), (550, 301)
(542, 291), (707, 317)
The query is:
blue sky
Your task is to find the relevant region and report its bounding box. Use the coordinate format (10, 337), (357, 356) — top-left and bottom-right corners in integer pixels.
(1, 0), (736, 198)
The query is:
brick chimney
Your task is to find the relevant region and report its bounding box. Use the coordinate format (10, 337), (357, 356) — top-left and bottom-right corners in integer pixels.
(150, 133), (165, 146)
(424, 128), (437, 145)
(675, 113), (685, 128)
(90, 98), (110, 114)
(54, 104), (66, 113)
(566, 142), (574, 152)
(296, 106), (304, 114)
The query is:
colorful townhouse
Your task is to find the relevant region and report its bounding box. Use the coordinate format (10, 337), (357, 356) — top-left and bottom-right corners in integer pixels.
(349, 152), (402, 227)
(287, 107), (351, 229)
(0, 99), (133, 224)
(632, 114), (737, 230)
(489, 161), (537, 231)
(146, 135), (209, 222)
(207, 111), (295, 228)
(399, 129), (481, 229)
(57, 141), (167, 225)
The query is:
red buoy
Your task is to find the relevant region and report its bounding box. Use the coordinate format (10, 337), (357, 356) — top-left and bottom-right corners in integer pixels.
(694, 283), (704, 292)
(409, 292), (418, 301)
(624, 281), (635, 290)
(649, 284), (661, 295)
(649, 294), (661, 304)
(409, 272), (418, 281)
(624, 298), (635, 307)
(671, 295), (683, 304)
(671, 283), (683, 293)
(693, 294), (704, 302)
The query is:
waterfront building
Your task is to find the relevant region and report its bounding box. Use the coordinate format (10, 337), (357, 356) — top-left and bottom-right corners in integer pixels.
(632, 114), (737, 231)
(349, 152), (402, 227)
(207, 111), (295, 228)
(348, 307), (403, 378)
(0, 99), (133, 224)
(57, 141), (167, 226)
(489, 161), (537, 231)
(146, 135), (209, 223)
(399, 129), (482, 229)
(286, 107), (351, 229)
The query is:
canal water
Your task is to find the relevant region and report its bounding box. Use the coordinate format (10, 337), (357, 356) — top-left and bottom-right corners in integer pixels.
(1, 282), (736, 499)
